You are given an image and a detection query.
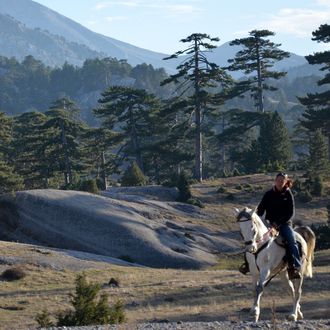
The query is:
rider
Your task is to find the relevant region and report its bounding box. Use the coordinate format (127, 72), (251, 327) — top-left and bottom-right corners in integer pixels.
(239, 172), (301, 279)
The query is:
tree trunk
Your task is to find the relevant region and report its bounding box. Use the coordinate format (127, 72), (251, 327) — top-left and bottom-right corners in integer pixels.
(328, 135), (330, 162)
(60, 120), (71, 185)
(255, 38), (264, 113)
(129, 105), (144, 172)
(194, 36), (202, 182)
(101, 151), (107, 190)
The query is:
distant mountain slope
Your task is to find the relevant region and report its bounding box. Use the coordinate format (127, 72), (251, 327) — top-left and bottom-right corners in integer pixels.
(0, 0), (174, 70)
(0, 0), (318, 76)
(0, 13), (106, 66)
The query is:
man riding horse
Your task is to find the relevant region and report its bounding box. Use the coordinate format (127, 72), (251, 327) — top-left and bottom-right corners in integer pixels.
(239, 172), (301, 279)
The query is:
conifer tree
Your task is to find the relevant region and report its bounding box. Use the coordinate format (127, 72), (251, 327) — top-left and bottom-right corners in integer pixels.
(227, 30), (290, 112)
(308, 129), (329, 178)
(299, 24), (330, 160)
(83, 127), (122, 189)
(121, 161), (147, 186)
(161, 33), (232, 182)
(12, 111), (49, 188)
(258, 111), (292, 170)
(0, 112), (23, 192)
(94, 86), (161, 173)
(43, 99), (87, 186)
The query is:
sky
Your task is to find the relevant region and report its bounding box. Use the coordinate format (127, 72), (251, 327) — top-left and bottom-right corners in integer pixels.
(33, 0), (330, 56)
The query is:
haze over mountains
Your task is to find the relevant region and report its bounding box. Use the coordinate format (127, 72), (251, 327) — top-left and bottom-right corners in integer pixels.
(0, 0), (317, 76)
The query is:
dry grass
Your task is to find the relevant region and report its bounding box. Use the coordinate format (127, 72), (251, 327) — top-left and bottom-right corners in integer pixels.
(0, 246), (328, 329)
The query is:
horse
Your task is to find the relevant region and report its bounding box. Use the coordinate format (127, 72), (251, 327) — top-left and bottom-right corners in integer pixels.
(235, 207), (315, 322)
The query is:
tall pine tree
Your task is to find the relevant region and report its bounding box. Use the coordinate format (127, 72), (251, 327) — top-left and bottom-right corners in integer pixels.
(161, 33), (232, 181)
(299, 24), (330, 160)
(227, 30), (290, 112)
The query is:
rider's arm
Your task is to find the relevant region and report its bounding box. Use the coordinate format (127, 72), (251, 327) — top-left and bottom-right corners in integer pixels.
(256, 191), (268, 218)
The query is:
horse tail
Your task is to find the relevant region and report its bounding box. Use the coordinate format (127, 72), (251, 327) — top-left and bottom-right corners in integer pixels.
(295, 226), (316, 278)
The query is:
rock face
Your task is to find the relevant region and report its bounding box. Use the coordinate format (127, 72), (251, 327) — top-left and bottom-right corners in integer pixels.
(0, 189), (232, 269)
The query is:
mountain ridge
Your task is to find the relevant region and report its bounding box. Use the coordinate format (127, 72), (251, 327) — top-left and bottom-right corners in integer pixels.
(0, 0), (319, 76)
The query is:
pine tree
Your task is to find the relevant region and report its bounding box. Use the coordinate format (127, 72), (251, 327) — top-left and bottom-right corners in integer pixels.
(43, 99), (87, 186)
(227, 30), (290, 112)
(121, 161), (147, 186)
(308, 129), (329, 178)
(82, 127), (122, 189)
(0, 112), (23, 193)
(258, 112), (292, 170)
(94, 86), (161, 173)
(161, 33), (232, 182)
(12, 111), (50, 189)
(299, 24), (330, 160)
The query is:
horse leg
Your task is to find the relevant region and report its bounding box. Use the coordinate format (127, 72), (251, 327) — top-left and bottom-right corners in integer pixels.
(251, 269), (270, 322)
(287, 276), (304, 321)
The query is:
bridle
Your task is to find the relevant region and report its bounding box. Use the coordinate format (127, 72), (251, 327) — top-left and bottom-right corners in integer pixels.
(236, 211), (256, 246)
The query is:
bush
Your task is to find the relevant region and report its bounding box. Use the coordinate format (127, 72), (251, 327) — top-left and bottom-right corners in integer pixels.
(232, 168), (241, 176)
(217, 186), (227, 193)
(121, 161), (147, 187)
(311, 224), (330, 250)
(310, 176), (324, 197)
(56, 274), (125, 326)
(1, 267), (26, 281)
(80, 179), (99, 194)
(35, 309), (54, 328)
(176, 171), (192, 203)
(235, 184), (243, 190)
(187, 197), (204, 208)
(297, 191), (313, 203)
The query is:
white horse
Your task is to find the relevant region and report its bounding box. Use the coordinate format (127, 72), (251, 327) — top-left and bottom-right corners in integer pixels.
(235, 207), (315, 322)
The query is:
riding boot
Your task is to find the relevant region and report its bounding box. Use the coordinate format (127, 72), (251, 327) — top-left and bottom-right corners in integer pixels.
(239, 253), (250, 275)
(239, 262), (249, 275)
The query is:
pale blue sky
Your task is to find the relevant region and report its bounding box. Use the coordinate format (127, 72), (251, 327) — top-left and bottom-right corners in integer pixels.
(33, 0), (330, 55)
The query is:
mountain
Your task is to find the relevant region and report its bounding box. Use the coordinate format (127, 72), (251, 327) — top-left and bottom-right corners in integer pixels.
(0, 0), (175, 70)
(0, 13), (107, 66)
(0, 0), (319, 77)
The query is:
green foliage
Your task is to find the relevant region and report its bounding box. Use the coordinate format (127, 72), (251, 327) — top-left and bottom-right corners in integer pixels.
(176, 171), (192, 202)
(227, 29), (290, 112)
(296, 190), (313, 203)
(35, 309), (54, 328)
(56, 274), (125, 326)
(79, 179), (100, 194)
(308, 129), (329, 178)
(217, 186), (227, 193)
(299, 24), (330, 147)
(121, 161), (147, 187)
(162, 33), (233, 181)
(305, 175), (324, 197)
(311, 224), (330, 250)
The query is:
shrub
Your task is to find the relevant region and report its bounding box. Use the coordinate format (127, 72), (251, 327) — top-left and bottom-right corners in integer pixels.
(56, 274), (125, 326)
(176, 171), (192, 203)
(310, 175), (324, 197)
(1, 267), (26, 281)
(35, 309), (54, 328)
(121, 161), (147, 187)
(187, 197), (204, 208)
(297, 191), (313, 203)
(235, 184), (243, 190)
(226, 193), (235, 201)
(80, 179), (99, 194)
(311, 224), (330, 250)
(232, 168), (241, 176)
(217, 186), (227, 193)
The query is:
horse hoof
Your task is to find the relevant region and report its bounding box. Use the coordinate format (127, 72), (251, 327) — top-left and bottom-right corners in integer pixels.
(287, 314), (297, 321)
(297, 311), (304, 320)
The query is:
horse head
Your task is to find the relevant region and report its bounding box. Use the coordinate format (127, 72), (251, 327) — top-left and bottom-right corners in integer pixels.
(235, 207), (264, 254)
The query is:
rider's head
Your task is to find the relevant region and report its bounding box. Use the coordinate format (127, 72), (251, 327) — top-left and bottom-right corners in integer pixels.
(275, 172), (292, 191)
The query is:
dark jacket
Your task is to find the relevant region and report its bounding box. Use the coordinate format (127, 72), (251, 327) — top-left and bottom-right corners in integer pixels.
(256, 186), (295, 226)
